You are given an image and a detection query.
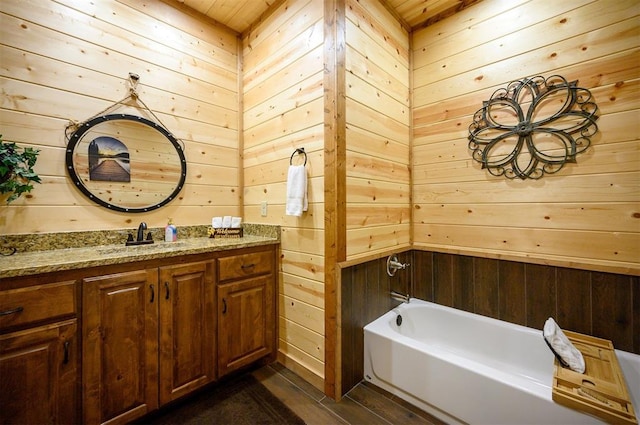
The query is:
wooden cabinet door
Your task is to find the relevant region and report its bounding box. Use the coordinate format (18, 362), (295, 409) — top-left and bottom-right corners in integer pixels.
(217, 275), (273, 376)
(158, 261), (215, 405)
(82, 269), (159, 425)
(0, 319), (78, 425)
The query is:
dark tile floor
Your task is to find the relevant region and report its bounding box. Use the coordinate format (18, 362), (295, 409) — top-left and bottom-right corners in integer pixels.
(252, 363), (445, 425)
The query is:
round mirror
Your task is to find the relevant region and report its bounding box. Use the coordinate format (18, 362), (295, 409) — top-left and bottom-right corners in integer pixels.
(66, 114), (187, 212)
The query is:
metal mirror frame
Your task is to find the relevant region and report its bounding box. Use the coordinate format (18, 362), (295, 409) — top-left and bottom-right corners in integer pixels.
(66, 113), (187, 213)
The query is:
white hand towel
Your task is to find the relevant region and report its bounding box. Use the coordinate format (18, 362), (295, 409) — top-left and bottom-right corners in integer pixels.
(543, 317), (585, 373)
(286, 165), (307, 216)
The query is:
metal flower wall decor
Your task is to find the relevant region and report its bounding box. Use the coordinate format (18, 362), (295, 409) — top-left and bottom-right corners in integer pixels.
(468, 75), (599, 180)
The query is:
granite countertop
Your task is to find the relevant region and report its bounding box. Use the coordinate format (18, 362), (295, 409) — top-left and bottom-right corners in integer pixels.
(0, 224), (279, 279)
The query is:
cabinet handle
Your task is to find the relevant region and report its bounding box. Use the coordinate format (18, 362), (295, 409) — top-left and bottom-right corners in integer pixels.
(165, 282), (170, 300)
(0, 306), (24, 316)
(63, 341), (70, 365)
(222, 298), (227, 314)
(150, 284), (155, 303)
(241, 263), (255, 270)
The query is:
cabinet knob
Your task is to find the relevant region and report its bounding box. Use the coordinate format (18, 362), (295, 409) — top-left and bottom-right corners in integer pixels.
(222, 298), (227, 314)
(165, 282), (170, 300)
(150, 284), (155, 303)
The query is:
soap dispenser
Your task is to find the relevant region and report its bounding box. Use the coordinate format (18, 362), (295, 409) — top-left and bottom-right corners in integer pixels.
(165, 218), (177, 242)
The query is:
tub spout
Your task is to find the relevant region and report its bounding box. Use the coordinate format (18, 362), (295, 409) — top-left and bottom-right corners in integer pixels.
(390, 290), (410, 303)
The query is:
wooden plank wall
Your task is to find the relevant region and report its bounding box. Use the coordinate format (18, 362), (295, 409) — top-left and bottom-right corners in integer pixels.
(0, 0), (240, 234)
(241, 0), (326, 389)
(411, 0), (640, 275)
(345, 0), (411, 260)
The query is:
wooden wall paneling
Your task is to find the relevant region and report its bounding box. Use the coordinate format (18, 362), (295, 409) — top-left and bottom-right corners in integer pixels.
(243, 20), (324, 92)
(346, 205), (410, 229)
(346, 0), (409, 63)
(367, 259), (388, 323)
(340, 264), (364, 393)
(556, 268), (592, 335)
(344, 0), (410, 272)
(414, 1), (636, 82)
(323, 0), (347, 398)
(345, 72), (408, 124)
(414, 224), (639, 270)
(345, 226), (411, 259)
(241, 0), (326, 392)
(433, 253), (453, 307)
(243, 125), (324, 169)
(412, 0), (540, 63)
(279, 294), (324, 336)
(525, 264), (557, 329)
(243, 98), (324, 149)
(346, 99), (409, 144)
(243, 46), (324, 110)
(452, 255), (474, 313)
(345, 49), (410, 105)
(634, 276), (640, 353)
(411, 250), (434, 301)
(345, 151), (410, 182)
(244, 72), (324, 129)
(473, 257), (499, 319)
(412, 48), (640, 128)
(498, 261), (526, 326)
(414, 16), (639, 106)
(591, 272), (634, 352)
(346, 125), (409, 163)
(412, 1), (640, 274)
(122, 0), (240, 46)
(413, 173), (640, 205)
(280, 273), (325, 310)
(1, 0), (240, 234)
(414, 202), (640, 234)
(346, 178), (410, 204)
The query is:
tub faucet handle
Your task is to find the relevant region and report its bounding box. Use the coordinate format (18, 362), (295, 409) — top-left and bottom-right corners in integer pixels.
(387, 254), (410, 276)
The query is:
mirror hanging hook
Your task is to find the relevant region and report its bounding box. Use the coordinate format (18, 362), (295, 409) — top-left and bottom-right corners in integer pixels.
(128, 72), (140, 99)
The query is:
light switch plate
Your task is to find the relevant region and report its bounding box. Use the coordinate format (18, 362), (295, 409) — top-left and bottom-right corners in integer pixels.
(260, 201), (268, 217)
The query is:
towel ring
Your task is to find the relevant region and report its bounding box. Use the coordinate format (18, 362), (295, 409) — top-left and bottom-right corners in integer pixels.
(290, 148), (307, 166)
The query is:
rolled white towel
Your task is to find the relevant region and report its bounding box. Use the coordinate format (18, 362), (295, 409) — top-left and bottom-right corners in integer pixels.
(543, 317), (585, 374)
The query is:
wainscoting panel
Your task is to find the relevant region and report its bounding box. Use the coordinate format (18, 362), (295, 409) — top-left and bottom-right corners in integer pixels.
(341, 251), (411, 394)
(341, 250), (639, 395)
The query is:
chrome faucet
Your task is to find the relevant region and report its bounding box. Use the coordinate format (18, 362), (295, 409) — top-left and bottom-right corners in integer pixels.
(386, 254), (410, 276)
(390, 290), (410, 303)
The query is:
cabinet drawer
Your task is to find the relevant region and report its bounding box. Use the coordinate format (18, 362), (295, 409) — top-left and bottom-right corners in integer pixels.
(218, 250), (273, 282)
(0, 281), (76, 331)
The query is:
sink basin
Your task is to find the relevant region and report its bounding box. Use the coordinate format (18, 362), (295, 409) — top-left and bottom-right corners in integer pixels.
(97, 241), (191, 255)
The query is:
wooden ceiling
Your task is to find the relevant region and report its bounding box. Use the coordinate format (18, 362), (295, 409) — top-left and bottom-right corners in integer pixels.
(172, 0), (481, 33)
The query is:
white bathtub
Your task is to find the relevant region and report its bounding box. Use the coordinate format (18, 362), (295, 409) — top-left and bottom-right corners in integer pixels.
(363, 298), (640, 425)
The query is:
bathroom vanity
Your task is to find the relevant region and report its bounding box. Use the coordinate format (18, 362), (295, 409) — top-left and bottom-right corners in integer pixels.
(0, 230), (279, 425)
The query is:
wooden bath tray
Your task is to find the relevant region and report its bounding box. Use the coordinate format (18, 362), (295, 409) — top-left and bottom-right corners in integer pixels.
(552, 330), (637, 424)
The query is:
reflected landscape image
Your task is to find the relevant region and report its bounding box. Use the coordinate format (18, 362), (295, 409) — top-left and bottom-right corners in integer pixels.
(88, 136), (131, 182)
